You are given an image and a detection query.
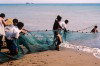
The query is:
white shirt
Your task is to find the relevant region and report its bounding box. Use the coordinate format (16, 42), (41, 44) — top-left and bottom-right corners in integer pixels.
(0, 17), (5, 36)
(5, 25), (21, 40)
(59, 21), (67, 29)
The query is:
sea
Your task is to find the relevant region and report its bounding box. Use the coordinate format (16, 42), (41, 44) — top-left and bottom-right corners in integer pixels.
(0, 3), (100, 58)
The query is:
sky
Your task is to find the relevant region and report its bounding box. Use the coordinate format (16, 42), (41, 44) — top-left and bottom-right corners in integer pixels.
(0, 0), (100, 4)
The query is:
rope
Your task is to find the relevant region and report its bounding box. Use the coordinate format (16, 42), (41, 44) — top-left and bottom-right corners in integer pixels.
(76, 24), (97, 32)
(27, 24), (99, 34)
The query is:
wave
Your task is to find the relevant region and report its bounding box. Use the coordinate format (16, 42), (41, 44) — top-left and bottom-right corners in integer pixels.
(60, 42), (100, 59)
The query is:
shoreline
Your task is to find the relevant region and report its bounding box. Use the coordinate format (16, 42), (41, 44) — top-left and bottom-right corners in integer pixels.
(60, 43), (100, 59)
(0, 47), (100, 66)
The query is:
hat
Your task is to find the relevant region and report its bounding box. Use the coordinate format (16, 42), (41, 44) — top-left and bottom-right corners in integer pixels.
(5, 18), (13, 26)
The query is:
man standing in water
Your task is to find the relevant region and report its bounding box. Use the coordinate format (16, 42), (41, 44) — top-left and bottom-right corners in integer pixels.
(59, 19), (69, 31)
(53, 15), (62, 51)
(59, 19), (69, 42)
(0, 13), (5, 51)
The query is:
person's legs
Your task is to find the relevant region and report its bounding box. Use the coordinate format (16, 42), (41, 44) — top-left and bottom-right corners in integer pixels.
(56, 45), (60, 51)
(6, 38), (11, 50)
(6, 39), (18, 55)
(10, 39), (18, 56)
(0, 36), (3, 51)
(56, 42), (61, 51)
(63, 31), (66, 42)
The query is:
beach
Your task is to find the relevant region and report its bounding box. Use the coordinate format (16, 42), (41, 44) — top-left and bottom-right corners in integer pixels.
(0, 47), (100, 66)
(0, 3), (100, 66)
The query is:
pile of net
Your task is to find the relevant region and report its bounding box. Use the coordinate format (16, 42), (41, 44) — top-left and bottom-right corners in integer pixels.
(0, 30), (100, 63)
(0, 30), (56, 63)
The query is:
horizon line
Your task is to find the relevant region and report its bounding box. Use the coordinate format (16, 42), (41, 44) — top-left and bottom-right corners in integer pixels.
(0, 3), (100, 4)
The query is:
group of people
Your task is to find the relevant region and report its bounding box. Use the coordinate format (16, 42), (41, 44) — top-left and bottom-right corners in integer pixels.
(52, 15), (99, 51)
(0, 13), (28, 56)
(0, 13), (99, 56)
(0, 13), (68, 55)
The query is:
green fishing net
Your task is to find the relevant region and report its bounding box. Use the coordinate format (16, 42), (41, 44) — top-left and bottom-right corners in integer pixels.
(0, 30), (99, 63)
(0, 30), (55, 63)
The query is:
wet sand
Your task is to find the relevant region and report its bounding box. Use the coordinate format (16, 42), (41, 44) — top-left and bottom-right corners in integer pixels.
(0, 47), (100, 66)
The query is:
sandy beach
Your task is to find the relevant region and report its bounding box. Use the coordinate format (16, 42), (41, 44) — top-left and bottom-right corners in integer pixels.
(0, 3), (100, 66)
(0, 47), (100, 66)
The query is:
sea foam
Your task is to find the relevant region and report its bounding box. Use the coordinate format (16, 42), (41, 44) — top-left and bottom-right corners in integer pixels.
(60, 42), (100, 59)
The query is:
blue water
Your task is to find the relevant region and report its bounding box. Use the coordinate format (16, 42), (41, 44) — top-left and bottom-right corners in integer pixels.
(0, 3), (100, 30)
(0, 3), (100, 48)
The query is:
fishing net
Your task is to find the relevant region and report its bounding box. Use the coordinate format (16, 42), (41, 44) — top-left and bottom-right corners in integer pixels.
(0, 30), (55, 63)
(0, 29), (100, 63)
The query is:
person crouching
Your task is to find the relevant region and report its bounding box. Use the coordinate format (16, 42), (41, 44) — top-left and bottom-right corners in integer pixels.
(5, 22), (24, 56)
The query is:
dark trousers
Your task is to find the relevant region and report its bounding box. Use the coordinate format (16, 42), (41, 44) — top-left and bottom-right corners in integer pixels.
(0, 36), (3, 51)
(6, 38), (18, 55)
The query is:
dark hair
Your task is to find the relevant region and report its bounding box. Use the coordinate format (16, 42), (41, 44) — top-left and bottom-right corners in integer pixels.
(57, 15), (61, 19)
(0, 13), (5, 18)
(56, 15), (62, 21)
(13, 19), (18, 23)
(13, 19), (18, 26)
(94, 26), (97, 28)
(17, 22), (24, 30)
(65, 19), (69, 24)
